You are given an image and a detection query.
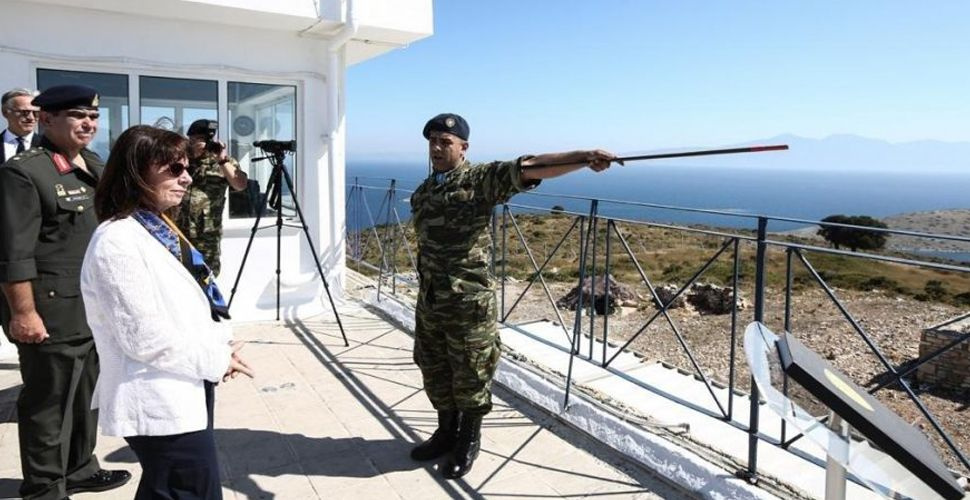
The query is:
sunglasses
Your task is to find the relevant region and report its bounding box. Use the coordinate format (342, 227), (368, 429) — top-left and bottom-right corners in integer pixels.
(10, 109), (39, 119)
(166, 162), (191, 177)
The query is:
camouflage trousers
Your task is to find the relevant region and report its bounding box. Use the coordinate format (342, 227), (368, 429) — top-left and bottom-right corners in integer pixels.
(190, 230), (222, 277)
(413, 286), (501, 416)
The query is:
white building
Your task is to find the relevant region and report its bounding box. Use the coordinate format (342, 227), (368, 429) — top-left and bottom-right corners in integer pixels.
(0, 0), (433, 325)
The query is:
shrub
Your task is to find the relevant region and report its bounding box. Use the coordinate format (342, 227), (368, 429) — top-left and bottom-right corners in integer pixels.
(924, 280), (947, 301)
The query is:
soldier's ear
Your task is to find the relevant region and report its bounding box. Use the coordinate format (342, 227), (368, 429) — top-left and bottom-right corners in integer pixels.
(38, 111), (55, 128)
(460, 141), (469, 153)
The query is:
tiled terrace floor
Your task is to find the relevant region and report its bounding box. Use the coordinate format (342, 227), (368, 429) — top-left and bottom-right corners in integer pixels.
(0, 303), (688, 499)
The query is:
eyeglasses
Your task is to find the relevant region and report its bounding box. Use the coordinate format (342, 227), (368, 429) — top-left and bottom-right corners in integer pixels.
(9, 109), (39, 119)
(63, 110), (100, 121)
(167, 162), (191, 177)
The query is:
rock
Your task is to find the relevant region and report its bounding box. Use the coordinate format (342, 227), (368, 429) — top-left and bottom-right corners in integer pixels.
(686, 283), (747, 315)
(556, 274), (641, 314)
(655, 285), (686, 309)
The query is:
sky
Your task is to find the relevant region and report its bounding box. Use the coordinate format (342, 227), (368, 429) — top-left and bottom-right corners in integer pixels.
(346, 1), (970, 162)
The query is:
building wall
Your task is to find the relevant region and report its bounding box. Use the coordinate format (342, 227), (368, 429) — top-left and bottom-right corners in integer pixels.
(0, 1), (350, 321)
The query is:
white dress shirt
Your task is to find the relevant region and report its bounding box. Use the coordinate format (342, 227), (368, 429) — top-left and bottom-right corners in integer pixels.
(2, 129), (35, 162)
(81, 217), (233, 437)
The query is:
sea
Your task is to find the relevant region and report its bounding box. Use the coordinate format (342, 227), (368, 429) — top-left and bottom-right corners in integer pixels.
(347, 161), (970, 259)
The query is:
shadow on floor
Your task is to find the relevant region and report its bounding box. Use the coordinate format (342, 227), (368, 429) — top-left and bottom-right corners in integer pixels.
(0, 383), (21, 424)
(105, 428), (424, 499)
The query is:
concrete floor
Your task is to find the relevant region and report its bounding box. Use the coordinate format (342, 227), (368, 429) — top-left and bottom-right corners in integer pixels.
(0, 304), (688, 499)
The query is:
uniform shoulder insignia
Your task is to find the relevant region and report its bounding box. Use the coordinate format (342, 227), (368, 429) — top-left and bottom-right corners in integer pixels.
(5, 148), (44, 167)
(18, 148), (44, 160)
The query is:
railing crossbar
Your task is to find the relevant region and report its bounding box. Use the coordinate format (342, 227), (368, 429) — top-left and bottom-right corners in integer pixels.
(795, 249), (970, 470)
(501, 208), (576, 342)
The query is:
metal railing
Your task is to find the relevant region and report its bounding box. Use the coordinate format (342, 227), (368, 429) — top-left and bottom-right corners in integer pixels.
(345, 175), (970, 483)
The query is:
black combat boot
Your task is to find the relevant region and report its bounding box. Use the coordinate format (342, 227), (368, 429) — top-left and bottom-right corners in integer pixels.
(442, 413), (483, 479)
(411, 410), (460, 461)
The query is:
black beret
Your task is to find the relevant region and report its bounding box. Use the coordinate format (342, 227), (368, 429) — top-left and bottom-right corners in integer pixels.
(422, 113), (469, 141)
(32, 85), (100, 112)
(187, 119), (218, 136)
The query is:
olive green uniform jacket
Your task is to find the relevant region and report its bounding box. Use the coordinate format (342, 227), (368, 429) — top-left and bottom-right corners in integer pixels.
(0, 137), (103, 499)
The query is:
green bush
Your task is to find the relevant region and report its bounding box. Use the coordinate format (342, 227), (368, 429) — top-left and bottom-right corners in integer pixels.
(924, 280), (948, 301)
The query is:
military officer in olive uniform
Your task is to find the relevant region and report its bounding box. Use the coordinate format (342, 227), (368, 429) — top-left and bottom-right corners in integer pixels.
(175, 119), (248, 276)
(410, 113), (618, 478)
(0, 85), (130, 499)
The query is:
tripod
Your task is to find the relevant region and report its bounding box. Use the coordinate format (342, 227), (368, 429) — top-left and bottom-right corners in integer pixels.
(228, 145), (348, 346)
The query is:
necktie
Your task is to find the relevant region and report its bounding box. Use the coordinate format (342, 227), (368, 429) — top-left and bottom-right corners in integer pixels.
(15, 137), (26, 154)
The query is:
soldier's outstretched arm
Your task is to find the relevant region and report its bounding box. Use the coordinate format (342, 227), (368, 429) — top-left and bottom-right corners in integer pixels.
(520, 149), (620, 181)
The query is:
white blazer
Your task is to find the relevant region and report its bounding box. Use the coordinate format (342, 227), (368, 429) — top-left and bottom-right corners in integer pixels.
(81, 216), (232, 437)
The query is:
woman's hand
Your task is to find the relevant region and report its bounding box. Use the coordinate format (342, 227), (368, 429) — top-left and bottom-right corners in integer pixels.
(223, 341), (254, 382)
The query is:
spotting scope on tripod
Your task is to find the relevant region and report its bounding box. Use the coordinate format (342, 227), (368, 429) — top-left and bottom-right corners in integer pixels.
(228, 139), (348, 346)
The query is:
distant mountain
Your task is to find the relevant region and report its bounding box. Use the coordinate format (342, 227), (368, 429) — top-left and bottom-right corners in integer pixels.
(641, 134), (970, 172)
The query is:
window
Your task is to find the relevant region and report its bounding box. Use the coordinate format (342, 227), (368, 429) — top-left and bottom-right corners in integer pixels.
(36, 69), (129, 160)
(227, 82), (297, 219)
(35, 69), (299, 221)
(139, 76), (217, 134)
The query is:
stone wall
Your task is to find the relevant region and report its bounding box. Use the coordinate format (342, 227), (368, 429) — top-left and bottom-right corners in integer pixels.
(918, 323), (970, 390)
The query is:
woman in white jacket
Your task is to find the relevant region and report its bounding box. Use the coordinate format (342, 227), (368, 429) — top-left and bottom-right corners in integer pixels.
(81, 125), (252, 500)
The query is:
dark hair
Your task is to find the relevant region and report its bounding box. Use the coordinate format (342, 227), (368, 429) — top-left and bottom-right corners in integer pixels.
(95, 125), (187, 222)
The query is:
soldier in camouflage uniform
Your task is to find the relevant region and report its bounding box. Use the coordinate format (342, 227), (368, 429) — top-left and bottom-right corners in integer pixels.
(175, 119), (248, 276)
(410, 113), (618, 478)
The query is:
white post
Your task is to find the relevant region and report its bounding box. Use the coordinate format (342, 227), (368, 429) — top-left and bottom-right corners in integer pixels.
(825, 412), (848, 500)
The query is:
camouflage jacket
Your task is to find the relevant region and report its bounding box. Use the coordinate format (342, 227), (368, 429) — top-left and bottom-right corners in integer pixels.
(176, 153), (240, 238)
(410, 158), (538, 299)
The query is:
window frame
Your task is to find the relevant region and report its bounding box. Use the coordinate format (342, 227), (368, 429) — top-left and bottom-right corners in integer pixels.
(31, 62), (305, 228)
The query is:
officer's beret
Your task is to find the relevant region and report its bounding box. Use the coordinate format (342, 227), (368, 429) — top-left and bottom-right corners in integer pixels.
(32, 85), (100, 112)
(422, 113), (469, 141)
(187, 119), (218, 136)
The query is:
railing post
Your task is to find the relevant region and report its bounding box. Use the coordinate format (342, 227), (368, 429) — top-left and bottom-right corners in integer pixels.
(388, 179), (398, 295)
(743, 216), (768, 482)
(501, 205), (508, 318)
(352, 177), (360, 271)
(491, 206), (499, 321)
(563, 210), (590, 410)
(588, 199), (599, 360)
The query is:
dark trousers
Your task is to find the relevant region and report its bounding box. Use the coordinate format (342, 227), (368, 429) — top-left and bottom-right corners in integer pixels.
(17, 338), (101, 500)
(125, 382), (222, 500)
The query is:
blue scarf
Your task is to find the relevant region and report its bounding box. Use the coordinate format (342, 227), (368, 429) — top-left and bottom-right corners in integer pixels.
(131, 210), (230, 321)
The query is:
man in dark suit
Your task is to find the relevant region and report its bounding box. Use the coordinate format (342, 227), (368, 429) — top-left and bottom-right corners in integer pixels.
(1, 88), (42, 165)
(0, 84), (130, 500)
